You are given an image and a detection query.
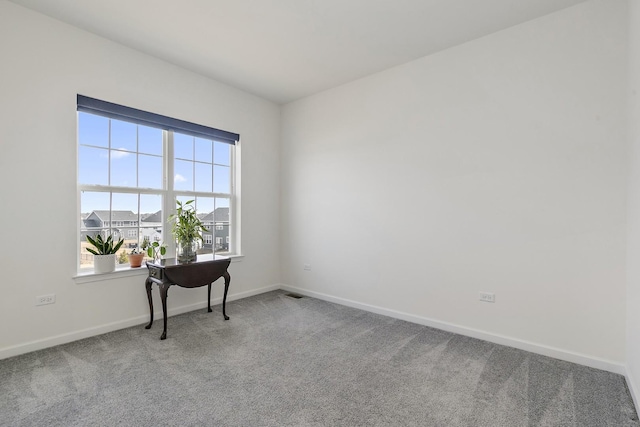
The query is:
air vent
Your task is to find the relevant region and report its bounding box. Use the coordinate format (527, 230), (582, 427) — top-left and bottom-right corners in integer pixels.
(286, 293), (303, 299)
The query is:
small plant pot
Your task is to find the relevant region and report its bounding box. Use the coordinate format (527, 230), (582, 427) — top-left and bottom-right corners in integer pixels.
(128, 253), (145, 268)
(94, 254), (116, 274)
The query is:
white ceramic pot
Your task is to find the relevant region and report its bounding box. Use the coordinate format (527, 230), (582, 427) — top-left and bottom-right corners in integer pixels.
(94, 254), (116, 274)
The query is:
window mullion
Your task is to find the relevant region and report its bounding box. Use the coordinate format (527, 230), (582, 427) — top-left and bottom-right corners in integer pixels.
(164, 130), (176, 257)
(108, 119), (112, 186)
(230, 143), (237, 255)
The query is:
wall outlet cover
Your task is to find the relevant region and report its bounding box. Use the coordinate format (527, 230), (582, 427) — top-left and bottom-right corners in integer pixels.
(479, 292), (495, 303)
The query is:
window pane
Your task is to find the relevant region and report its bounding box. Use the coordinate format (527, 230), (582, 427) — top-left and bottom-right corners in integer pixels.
(140, 194), (163, 250)
(81, 191), (110, 229)
(195, 162), (213, 192)
(139, 154), (162, 189)
(174, 159), (193, 191)
(214, 141), (230, 166)
(214, 198), (230, 254)
(78, 146), (108, 185)
(111, 193), (138, 213)
(140, 194), (162, 221)
(215, 197), (229, 209)
(196, 197), (215, 213)
(78, 112), (108, 148)
(110, 150), (136, 187)
(80, 192), (110, 269)
(214, 165), (230, 193)
(111, 119), (137, 152)
(139, 125), (162, 156)
(111, 193), (138, 262)
(195, 197), (214, 254)
(215, 225), (230, 253)
(174, 133), (193, 160)
(195, 137), (212, 162)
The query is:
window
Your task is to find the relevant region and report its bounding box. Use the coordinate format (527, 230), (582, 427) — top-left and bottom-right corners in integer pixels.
(77, 95), (239, 272)
(216, 225), (223, 230)
(204, 235), (212, 245)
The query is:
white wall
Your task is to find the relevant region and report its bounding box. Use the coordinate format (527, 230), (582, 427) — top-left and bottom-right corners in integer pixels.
(281, 0), (628, 365)
(0, 1), (280, 357)
(627, 0), (640, 406)
(0, 0), (632, 374)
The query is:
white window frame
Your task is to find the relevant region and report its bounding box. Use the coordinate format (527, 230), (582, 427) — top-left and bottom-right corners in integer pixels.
(76, 101), (239, 274)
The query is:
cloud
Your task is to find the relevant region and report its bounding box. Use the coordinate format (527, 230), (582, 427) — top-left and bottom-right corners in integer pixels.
(111, 149), (130, 159)
(100, 149), (130, 159)
(174, 174), (187, 183)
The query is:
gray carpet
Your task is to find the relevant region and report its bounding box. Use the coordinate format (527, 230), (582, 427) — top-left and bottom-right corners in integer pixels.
(1, 290), (638, 426)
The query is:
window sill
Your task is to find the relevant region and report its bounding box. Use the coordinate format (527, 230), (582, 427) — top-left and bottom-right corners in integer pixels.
(73, 266), (148, 284)
(73, 254), (244, 284)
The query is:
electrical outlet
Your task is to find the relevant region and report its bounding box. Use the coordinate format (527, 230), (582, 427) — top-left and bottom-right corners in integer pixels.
(36, 294), (56, 306)
(479, 292), (495, 303)
(303, 264), (311, 271)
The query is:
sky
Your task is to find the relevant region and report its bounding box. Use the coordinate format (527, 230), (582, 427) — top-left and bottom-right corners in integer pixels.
(78, 112), (231, 215)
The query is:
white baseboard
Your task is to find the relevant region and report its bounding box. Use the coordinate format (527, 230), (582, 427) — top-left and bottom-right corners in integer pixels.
(280, 284), (626, 375)
(0, 284), (280, 360)
(1, 282), (627, 377)
(626, 366), (640, 414)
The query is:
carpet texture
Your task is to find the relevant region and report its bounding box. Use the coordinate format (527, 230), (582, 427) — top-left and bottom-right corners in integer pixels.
(1, 290), (638, 426)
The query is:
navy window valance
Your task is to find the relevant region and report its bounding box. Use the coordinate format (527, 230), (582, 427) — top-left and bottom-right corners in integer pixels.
(77, 95), (239, 145)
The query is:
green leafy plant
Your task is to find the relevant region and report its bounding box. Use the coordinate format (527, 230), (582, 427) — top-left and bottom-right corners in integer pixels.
(169, 200), (208, 246)
(117, 250), (128, 264)
(140, 236), (150, 252)
(86, 234), (124, 255)
(169, 200), (208, 262)
(147, 241), (166, 261)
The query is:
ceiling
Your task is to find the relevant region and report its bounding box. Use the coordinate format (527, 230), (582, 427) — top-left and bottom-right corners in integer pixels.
(10, 0), (588, 104)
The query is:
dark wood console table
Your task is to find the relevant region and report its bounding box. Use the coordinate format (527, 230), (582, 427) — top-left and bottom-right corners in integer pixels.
(145, 255), (231, 340)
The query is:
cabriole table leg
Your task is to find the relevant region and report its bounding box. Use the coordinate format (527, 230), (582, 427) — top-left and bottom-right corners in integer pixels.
(160, 283), (170, 340)
(222, 272), (230, 320)
(145, 278), (154, 329)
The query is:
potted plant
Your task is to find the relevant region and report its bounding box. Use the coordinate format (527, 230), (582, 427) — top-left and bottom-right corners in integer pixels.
(128, 247), (145, 268)
(86, 234), (125, 274)
(146, 241), (166, 263)
(141, 236), (150, 253)
(169, 200), (208, 262)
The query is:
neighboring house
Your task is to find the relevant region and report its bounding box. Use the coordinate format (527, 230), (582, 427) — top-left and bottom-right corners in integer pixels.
(199, 207), (230, 252)
(82, 210), (139, 242)
(140, 210), (163, 244)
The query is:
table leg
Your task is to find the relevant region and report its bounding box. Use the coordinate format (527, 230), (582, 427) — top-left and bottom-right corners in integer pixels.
(222, 271), (230, 320)
(207, 283), (212, 313)
(160, 283), (170, 340)
(145, 278), (154, 329)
